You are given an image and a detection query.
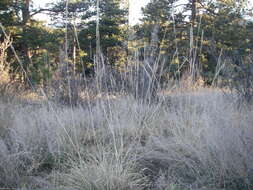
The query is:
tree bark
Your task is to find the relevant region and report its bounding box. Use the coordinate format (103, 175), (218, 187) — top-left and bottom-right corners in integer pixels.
(189, 0), (199, 82)
(95, 0), (104, 91)
(21, 0), (32, 83)
(191, 0), (197, 26)
(136, 23), (160, 103)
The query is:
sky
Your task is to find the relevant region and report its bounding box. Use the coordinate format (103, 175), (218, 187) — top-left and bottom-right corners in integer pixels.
(33, 0), (253, 25)
(129, 0), (150, 24)
(33, 0), (150, 25)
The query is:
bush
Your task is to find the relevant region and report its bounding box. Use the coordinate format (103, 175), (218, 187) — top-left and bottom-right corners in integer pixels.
(224, 55), (253, 105)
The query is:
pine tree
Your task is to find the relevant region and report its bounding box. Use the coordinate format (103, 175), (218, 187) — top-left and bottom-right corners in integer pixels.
(78, 0), (128, 70)
(0, 0), (63, 84)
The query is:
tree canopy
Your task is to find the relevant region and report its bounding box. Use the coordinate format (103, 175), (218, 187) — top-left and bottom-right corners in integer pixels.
(0, 0), (252, 86)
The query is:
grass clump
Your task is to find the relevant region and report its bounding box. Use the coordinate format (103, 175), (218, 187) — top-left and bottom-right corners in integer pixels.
(0, 87), (253, 190)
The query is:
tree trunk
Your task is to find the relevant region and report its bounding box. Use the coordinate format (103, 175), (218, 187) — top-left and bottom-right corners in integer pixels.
(189, 0), (199, 82)
(191, 0), (197, 26)
(21, 0), (32, 83)
(95, 0), (104, 91)
(22, 0), (30, 24)
(136, 23), (160, 103)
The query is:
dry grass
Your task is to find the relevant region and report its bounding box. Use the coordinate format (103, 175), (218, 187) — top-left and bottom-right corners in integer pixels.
(0, 87), (253, 190)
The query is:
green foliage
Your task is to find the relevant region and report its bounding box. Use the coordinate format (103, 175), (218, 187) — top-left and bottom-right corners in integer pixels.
(0, 0), (64, 85)
(134, 0), (253, 83)
(0, 0), (16, 26)
(78, 0), (128, 68)
(1, 0), (253, 88)
(223, 55), (253, 104)
(198, 1), (253, 82)
(49, 0), (91, 27)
